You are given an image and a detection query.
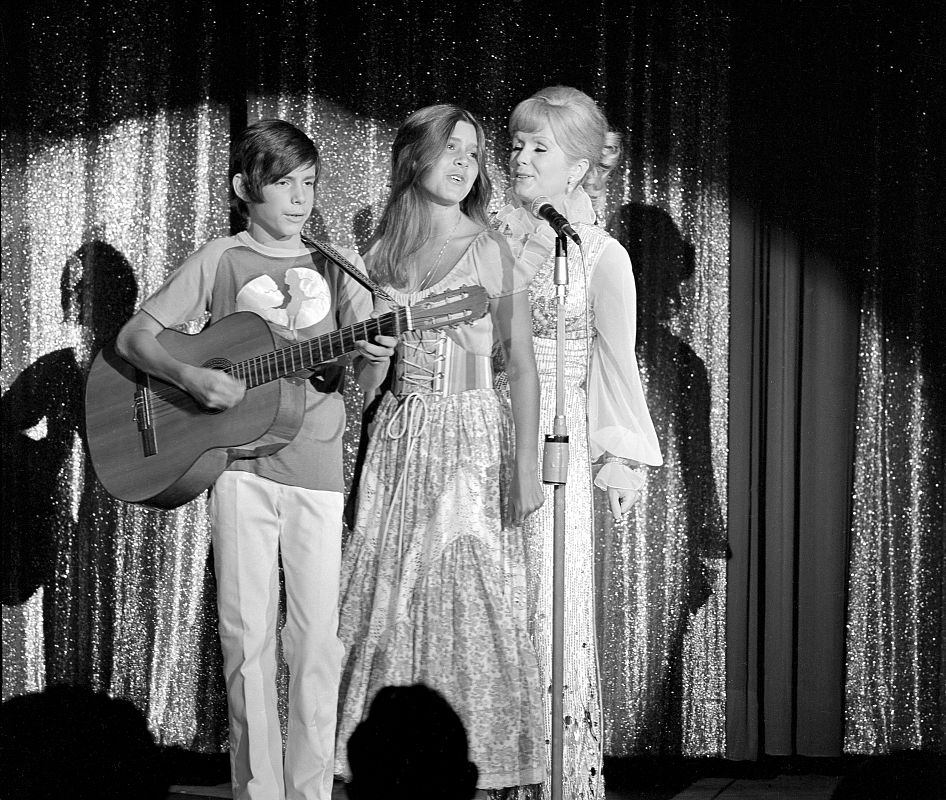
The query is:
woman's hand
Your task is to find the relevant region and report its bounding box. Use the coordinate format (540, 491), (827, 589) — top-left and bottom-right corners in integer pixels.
(509, 465), (544, 526)
(607, 486), (636, 522)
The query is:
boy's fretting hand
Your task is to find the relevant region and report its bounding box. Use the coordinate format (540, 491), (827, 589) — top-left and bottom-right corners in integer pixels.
(354, 334), (397, 365)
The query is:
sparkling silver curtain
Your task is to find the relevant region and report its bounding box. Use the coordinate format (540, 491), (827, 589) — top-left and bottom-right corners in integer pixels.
(6, 0), (937, 762)
(1, 0), (730, 757)
(1, 0), (231, 748)
(593, 6), (730, 757)
(846, 266), (945, 754)
(843, 10), (945, 752)
(243, 0), (731, 758)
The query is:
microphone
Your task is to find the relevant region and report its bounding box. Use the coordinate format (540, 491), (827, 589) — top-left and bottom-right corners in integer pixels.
(530, 196), (581, 245)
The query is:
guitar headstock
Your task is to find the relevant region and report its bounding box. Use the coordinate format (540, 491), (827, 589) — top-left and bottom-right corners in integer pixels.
(407, 285), (490, 331)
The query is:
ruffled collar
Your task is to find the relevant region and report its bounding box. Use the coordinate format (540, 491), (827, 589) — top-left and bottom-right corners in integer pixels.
(493, 186), (597, 236)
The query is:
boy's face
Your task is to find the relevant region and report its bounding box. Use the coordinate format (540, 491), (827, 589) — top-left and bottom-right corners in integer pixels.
(240, 162), (317, 247)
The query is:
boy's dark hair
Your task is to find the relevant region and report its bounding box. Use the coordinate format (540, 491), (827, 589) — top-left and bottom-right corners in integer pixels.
(229, 118), (321, 220)
(347, 683), (478, 800)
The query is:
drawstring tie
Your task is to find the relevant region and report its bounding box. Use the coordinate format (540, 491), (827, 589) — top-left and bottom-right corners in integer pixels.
(377, 334), (445, 627)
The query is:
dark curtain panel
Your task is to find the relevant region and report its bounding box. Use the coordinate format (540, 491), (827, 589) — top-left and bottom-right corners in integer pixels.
(728, 204), (859, 758)
(728, 1), (944, 759)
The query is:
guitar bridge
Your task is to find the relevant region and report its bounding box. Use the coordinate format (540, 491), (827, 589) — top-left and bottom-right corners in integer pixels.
(134, 373), (158, 457)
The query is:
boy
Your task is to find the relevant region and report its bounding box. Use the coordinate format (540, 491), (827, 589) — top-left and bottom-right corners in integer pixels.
(115, 119), (395, 800)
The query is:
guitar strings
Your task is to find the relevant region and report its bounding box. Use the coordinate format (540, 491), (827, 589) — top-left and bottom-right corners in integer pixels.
(137, 314), (400, 422)
(134, 288), (476, 426)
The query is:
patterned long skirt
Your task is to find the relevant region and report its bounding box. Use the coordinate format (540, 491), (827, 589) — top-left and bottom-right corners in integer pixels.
(334, 388), (545, 790)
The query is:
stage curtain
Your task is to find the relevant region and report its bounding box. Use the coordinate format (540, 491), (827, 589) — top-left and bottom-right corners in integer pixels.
(4, 0), (941, 765)
(1, 0), (234, 748)
(727, 204), (859, 758)
(243, 0), (732, 759)
(727, 2), (944, 759)
(842, 10), (945, 755)
(1, 0), (732, 757)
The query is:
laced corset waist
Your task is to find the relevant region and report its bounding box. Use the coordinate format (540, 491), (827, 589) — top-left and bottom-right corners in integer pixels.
(392, 332), (493, 397)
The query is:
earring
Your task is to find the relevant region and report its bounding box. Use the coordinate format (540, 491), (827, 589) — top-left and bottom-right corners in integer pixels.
(566, 176), (574, 194)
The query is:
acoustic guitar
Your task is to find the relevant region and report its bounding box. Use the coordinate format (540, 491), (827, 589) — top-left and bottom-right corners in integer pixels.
(84, 285), (488, 510)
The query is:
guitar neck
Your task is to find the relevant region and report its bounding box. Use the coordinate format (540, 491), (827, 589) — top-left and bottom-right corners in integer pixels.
(228, 308), (407, 389)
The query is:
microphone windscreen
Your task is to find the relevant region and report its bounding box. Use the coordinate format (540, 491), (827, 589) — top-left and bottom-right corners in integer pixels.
(530, 196), (551, 218)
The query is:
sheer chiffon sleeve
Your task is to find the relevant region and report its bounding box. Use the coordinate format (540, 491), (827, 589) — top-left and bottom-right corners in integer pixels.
(490, 204), (557, 290)
(587, 238), (663, 492)
(471, 230), (537, 298)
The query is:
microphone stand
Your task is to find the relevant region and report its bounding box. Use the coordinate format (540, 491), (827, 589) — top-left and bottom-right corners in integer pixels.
(542, 232), (569, 800)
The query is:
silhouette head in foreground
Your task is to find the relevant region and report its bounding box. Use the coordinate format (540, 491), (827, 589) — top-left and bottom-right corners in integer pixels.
(0, 683), (168, 800)
(347, 683), (479, 800)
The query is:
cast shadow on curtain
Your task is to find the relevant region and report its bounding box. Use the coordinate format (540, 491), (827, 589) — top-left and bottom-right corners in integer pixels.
(597, 201), (728, 756)
(1, 238), (139, 688)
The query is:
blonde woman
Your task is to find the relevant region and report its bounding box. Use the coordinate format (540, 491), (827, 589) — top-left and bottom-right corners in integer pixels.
(493, 86), (663, 800)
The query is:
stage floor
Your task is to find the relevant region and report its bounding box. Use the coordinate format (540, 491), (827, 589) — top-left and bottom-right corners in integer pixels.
(167, 774), (844, 800)
(166, 751), (946, 800)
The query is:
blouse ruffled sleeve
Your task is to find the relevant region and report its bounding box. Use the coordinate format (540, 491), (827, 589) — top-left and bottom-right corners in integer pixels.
(587, 238), (663, 492)
(490, 204), (558, 292)
(467, 229), (533, 298)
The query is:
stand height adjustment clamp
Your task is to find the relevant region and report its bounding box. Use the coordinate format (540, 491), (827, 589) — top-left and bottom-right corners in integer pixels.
(543, 433), (569, 485)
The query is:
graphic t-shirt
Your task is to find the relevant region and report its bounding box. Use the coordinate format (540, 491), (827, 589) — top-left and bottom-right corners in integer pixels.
(141, 231), (372, 492)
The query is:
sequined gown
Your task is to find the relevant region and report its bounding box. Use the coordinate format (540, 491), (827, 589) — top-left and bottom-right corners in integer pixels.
(334, 229), (545, 790)
(492, 189), (662, 800)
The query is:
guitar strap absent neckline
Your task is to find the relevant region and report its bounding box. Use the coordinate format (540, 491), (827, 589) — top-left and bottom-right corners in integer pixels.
(301, 234), (395, 304)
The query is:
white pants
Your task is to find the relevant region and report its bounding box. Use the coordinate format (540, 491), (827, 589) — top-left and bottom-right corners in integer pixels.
(210, 471), (344, 800)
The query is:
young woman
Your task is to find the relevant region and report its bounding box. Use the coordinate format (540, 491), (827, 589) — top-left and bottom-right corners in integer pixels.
(492, 86), (663, 799)
(334, 104), (546, 794)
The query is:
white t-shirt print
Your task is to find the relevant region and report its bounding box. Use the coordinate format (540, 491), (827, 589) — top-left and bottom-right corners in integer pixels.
(235, 267), (332, 340)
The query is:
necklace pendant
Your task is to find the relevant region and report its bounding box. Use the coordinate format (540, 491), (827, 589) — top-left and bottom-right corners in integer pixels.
(417, 209), (463, 293)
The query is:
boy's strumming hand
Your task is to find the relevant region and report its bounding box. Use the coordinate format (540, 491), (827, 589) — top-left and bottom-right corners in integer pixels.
(183, 365), (246, 410)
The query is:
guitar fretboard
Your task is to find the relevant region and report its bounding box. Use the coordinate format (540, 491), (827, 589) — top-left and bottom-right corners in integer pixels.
(227, 309), (407, 389)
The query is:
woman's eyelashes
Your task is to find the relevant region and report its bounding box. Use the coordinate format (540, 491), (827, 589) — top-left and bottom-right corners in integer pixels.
(446, 142), (478, 159)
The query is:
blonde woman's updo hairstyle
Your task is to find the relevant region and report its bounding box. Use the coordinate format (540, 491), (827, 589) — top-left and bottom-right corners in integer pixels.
(584, 130), (624, 220)
(370, 104), (491, 288)
(508, 86), (608, 178)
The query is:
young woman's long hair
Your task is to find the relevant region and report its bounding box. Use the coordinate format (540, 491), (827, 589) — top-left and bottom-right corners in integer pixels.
(370, 105), (491, 289)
